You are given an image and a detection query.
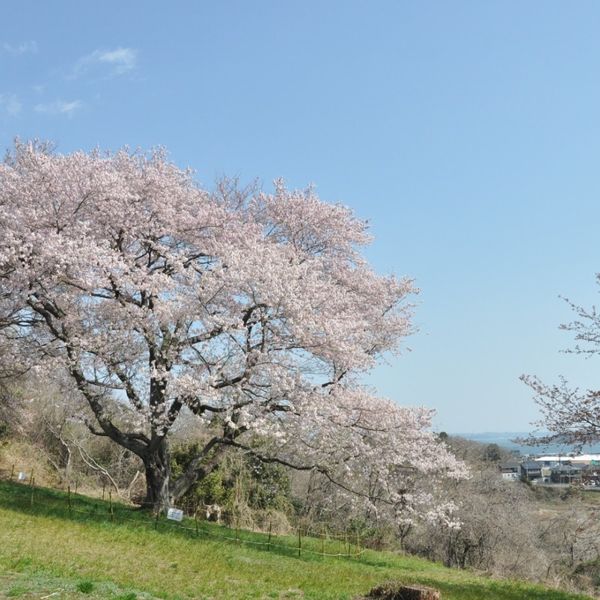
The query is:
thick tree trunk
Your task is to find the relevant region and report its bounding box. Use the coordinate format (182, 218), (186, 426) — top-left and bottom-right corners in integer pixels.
(142, 439), (171, 513)
(169, 456), (212, 501)
(141, 436), (227, 513)
(169, 436), (225, 502)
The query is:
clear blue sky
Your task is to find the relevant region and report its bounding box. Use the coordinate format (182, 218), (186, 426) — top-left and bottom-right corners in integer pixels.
(2, 1), (600, 432)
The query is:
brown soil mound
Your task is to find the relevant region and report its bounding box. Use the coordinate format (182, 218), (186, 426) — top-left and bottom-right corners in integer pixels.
(357, 582), (441, 600)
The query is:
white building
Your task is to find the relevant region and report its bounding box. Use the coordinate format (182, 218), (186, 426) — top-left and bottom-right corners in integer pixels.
(534, 454), (600, 466)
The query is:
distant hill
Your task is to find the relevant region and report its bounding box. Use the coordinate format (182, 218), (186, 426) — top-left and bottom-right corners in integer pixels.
(455, 432), (600, 455)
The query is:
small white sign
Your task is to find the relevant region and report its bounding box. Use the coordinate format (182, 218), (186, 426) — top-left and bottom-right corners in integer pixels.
(167, 507), (184, 522)
(17, 472), (27, 481)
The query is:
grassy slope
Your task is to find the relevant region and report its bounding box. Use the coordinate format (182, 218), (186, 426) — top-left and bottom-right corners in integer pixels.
(0, 480), (594, 600)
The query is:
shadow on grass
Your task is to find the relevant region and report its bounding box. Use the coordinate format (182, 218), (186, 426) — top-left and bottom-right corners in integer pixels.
(0, 479), (380, 566)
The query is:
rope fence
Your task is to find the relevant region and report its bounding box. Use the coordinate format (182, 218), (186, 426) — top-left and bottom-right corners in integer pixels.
(0, 465), (366, 560)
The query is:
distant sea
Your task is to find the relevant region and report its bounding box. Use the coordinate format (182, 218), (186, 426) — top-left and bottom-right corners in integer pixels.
(455, 432), (600, 456)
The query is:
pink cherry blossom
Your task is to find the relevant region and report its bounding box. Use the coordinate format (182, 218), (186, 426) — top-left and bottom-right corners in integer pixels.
(0, 141), (466, 518)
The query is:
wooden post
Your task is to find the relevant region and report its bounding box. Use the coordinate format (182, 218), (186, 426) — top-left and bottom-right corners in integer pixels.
(75, 480), (78, 494)
(297, 527), (302, 557)
(321, 526), (325, 556)
(67, 485), (72, 515)
(30, 477), (35, 507)
(109, 490), (114, 522)
(232, 506), (240, 543)
(267, 520), (272, 551)
(356, 530), (361, 559)
(10, 464), (14, 480)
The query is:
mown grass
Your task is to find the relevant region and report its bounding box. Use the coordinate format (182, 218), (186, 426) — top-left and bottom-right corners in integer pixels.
(0, 480), (594, 600)
(0, 568), (152, 599)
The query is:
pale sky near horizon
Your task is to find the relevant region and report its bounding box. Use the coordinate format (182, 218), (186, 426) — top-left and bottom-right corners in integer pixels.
(2, 1), (600, 432)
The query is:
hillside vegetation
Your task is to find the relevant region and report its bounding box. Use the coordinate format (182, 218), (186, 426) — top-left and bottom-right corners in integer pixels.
(0, 480), (594, 600)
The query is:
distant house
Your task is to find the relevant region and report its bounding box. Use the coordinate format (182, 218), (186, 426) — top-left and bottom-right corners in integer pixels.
(534, 456), (565, 466)
(550, 464), (582, 485)
(534, 454), (600, 466)
(499, 462), (520, 480)
(569, 454), (600, 465)
(582, 464), (600, 487)
(520, 461), (542, 482)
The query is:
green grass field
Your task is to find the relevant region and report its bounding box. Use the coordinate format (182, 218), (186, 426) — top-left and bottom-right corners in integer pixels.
(0, 480), (594, 600)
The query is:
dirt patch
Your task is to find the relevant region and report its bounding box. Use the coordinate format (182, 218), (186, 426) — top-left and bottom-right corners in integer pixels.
(357, 582), (441, 600)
